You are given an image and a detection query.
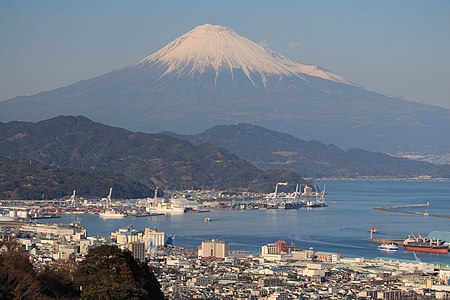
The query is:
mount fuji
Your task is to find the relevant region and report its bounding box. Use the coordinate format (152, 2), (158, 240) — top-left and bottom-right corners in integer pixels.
(1, 24), (449, 154)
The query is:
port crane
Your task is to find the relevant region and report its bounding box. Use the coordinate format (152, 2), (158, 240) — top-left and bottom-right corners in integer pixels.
(103, 188), (113, 209)
(273, 182), (288, 199)
(68, 190), (76, 208)
(166, 234), (176, 247)
(293, 183), (301, 200)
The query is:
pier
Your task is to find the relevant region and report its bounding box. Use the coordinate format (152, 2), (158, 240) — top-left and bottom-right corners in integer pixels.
(377, 203), (430, 209)
(373, 203), (450, 219)
(368, 238), (405, 246)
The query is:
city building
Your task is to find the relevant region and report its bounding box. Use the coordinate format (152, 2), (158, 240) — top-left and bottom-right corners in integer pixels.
(111, 226), (165, 254)
(261, 240), (295, 256)
(198, 239), (229, 259)
(291, 249), (314, 261)
(315, 251), (340, 263)
(128, 242), (146, 262)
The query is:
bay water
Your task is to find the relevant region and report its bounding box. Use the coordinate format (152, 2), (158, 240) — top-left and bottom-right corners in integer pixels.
(42, 181), (450, 264)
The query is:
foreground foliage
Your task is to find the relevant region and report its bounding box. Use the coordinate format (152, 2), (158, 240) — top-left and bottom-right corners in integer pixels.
(75, 245), (164, 300)
(0, 241), (164, 299)
(0, 241), (47, 299)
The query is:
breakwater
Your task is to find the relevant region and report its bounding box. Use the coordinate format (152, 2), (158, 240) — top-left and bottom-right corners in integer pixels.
(374, 203), (450, 219)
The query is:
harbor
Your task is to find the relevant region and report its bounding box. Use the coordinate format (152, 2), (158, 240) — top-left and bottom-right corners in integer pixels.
(0, 182), (327, 222)
(2, 181), (450, 264)
(3, 181), (450, 299)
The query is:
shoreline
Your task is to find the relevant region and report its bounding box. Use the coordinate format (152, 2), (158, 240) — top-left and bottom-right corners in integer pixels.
(316, 177), (450, 182)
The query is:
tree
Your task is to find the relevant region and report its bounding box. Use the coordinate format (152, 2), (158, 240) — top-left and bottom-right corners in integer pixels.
(0, 240), (48, 300)
(74, 245), (164, 300)
(40, 260), (80, 299)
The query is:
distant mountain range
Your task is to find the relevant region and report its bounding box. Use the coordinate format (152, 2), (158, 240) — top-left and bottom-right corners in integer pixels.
(0, 116), (308, 196)
(0, 156), (152, 200)
(2, 116), (449, 199)
(1, 24), (449, 155)
(164, 124), (450, 178)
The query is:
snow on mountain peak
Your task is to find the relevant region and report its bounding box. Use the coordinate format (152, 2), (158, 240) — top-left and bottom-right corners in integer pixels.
(137, 24), (351, 86)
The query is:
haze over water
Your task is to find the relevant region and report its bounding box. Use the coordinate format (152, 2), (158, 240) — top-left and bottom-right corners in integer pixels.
(45, 181), (450, 264)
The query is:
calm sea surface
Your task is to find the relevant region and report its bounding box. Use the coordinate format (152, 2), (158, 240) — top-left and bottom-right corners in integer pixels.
(42, 181), (450, 264)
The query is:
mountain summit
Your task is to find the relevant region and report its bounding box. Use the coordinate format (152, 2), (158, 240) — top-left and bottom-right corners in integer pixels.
(136, 24), (349, 86)
(1, 24), (449, 154)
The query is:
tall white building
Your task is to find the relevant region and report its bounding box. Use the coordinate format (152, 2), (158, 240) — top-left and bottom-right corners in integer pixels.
(198, 239), (229, 259)
(143, 228), (165, 252)
(111, 226), (165, 253)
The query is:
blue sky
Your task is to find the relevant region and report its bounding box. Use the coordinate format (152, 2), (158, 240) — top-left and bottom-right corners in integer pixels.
(1, 0), (449, 108)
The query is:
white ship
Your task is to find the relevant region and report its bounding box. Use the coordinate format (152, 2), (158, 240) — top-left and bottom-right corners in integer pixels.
(377, 243), (398, 252)
(146, 188), (187, 214)
(99, 210), (127, 219)
(99, 188), (127, 219)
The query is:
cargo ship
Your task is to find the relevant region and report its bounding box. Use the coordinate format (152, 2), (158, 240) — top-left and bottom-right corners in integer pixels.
(403, 234), (448, 254)
(99, 188), (127, 219)
(146, 189), (187, 214)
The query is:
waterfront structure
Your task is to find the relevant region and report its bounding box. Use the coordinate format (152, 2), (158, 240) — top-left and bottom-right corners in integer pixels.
(198, 239), (229, 259)
(111, 226), (165, 254)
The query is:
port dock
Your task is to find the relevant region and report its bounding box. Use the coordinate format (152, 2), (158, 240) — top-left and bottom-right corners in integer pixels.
(369, 238), (406, 246)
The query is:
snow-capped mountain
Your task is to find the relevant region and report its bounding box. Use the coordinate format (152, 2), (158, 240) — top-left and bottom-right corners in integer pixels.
(1, 24), (449, 154)
(136, 24), (350, 86)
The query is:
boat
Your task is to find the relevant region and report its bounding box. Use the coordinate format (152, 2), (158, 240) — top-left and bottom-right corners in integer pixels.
(99, 188), (127, 219)
(146, 188), (187, 214)
(127, 212), (160, 218)
(278, 201), (301, 209)
(377, 243), (398, 252)
(403, 233), (448, 254)
(99, 210), (127, 219)
(148, 202), (186, 213)
(303, 195), (328, 208)
(304, 201), (328, 208)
